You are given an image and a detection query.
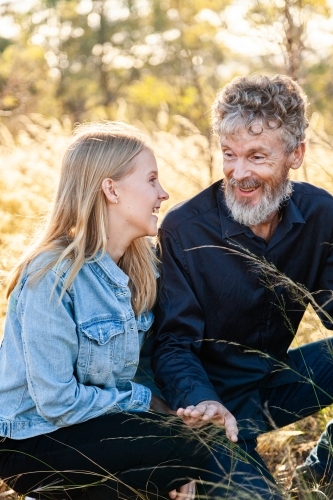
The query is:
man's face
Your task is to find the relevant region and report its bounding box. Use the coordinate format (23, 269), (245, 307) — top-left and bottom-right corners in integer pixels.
(220, 125), (301, 226)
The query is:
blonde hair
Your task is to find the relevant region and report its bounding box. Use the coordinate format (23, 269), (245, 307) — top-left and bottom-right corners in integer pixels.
(7, 121), (158, 315)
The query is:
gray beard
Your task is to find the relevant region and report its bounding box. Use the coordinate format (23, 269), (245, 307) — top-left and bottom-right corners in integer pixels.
(224, 178), (293, 227)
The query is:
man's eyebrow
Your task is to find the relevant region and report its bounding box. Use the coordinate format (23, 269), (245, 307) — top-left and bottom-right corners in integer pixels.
(246, 147), (270, 153)
(221, 144), (270, 153)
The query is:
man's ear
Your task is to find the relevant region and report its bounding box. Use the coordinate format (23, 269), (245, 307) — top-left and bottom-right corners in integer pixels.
(289, 142), (306, 170)
(101, 178), (118, 204)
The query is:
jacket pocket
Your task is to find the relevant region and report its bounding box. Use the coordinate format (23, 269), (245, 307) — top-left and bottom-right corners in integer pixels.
(82, 319), (124, 345)
(77, 318), (125, 384)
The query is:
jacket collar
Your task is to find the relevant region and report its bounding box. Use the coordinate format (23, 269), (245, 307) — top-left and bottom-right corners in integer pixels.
(89, 250), (129, 287)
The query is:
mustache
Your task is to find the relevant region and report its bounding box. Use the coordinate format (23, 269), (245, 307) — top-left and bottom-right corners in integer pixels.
(228, 177), (262, 189)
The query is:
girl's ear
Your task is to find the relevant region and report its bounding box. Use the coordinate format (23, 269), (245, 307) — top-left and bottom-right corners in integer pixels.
(101, 178), (119, 204)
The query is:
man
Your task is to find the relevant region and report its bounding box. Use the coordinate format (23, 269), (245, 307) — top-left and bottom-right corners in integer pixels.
(152, 74), (333, 499)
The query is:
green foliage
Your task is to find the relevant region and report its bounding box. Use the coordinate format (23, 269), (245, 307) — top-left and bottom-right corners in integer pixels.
(0, 41), (60, 130)
(0, 0), (232, 133)
(0, 37), (12, 53)
(0, 0), (333, 134)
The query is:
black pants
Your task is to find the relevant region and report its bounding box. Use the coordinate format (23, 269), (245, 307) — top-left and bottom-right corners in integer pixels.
(198, 338), (333, 500)
(0, 412), (210, 500)
(2, 339), (333, 500)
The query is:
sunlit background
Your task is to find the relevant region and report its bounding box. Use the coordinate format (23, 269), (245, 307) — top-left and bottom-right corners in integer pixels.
(1, 1), (333, 495)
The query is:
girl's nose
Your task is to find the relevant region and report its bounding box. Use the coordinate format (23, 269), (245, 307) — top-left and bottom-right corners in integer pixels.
(159, 185), (169, 201)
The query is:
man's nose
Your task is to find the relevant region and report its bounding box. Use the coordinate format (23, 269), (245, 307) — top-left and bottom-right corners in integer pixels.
(231, 158), (251, 181)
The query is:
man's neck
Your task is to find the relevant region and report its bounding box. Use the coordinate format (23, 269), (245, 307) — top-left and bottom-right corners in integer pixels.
(249, 211), (280, 243)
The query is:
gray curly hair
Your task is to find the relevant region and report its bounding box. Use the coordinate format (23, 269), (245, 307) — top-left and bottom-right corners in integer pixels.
(212, 74), (309, 154)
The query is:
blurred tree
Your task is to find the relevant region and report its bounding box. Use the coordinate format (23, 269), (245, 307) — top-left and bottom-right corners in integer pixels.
(246, 0), (331, 81)
(0, 0), (233, 182)
(3, 0), (333, 142)
(127, 0), (230, 134)
(0, 1), (60, 126)
(0, 43), (59, 121)
(242, 0), (333, 135)
(0, 0), (231, 132)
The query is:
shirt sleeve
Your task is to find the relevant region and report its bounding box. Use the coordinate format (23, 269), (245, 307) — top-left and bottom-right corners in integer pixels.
(17, 269), (151, 428)
(312, 236), (333, 330)
(152, 228), (222, 410)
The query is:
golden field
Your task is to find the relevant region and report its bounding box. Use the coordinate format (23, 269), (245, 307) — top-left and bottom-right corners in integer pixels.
(1, 113), (333, 497)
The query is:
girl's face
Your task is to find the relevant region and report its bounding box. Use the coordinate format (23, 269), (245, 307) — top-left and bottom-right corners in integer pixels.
(111, 149), (169, 240)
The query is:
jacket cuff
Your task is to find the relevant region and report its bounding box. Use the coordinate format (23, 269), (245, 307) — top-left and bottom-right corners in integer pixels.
(120, 381), (152, 412)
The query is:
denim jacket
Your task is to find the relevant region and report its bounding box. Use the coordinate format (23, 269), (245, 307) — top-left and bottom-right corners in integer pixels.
(0, 251), (153, 439)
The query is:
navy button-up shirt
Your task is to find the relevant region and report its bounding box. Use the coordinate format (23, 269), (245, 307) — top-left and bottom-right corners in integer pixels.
(152, 180), (333, 438)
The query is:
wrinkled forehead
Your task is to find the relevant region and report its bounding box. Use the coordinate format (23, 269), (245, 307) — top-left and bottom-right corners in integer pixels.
(221, 124), (281, 141)
(219, 117), (289, 148)
(219, 115), (280, 137)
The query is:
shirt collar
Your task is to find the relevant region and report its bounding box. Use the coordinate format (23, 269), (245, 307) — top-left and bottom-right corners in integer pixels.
(217, 181), (306, 240)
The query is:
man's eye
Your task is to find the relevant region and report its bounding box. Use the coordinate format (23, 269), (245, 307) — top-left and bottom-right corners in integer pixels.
(223, 152), (234, 159)
(252, 155), (265, 161)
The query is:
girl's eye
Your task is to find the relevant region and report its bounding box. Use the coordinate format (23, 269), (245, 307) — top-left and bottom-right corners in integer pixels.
(149, 177), (157, 183)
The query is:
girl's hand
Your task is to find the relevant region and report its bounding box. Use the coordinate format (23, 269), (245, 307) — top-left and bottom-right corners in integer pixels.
(169, 480), (196, 500)
(149, 394), (177, 414)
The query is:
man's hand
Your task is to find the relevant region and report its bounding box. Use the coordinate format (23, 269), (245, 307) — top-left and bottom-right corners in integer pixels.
(149, 394), (177, 415)
(176, 400), (238, 442)
(169, 480), (195, 500)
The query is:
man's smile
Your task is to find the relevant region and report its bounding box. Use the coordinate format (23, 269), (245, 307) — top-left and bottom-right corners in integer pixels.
(229, 178), (262, 198)
(238, 186), (259, 193)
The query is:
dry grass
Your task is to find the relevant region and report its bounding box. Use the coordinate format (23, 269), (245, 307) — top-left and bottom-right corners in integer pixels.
(1, 113), (333, 497)
(0, 485), (17, 499)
